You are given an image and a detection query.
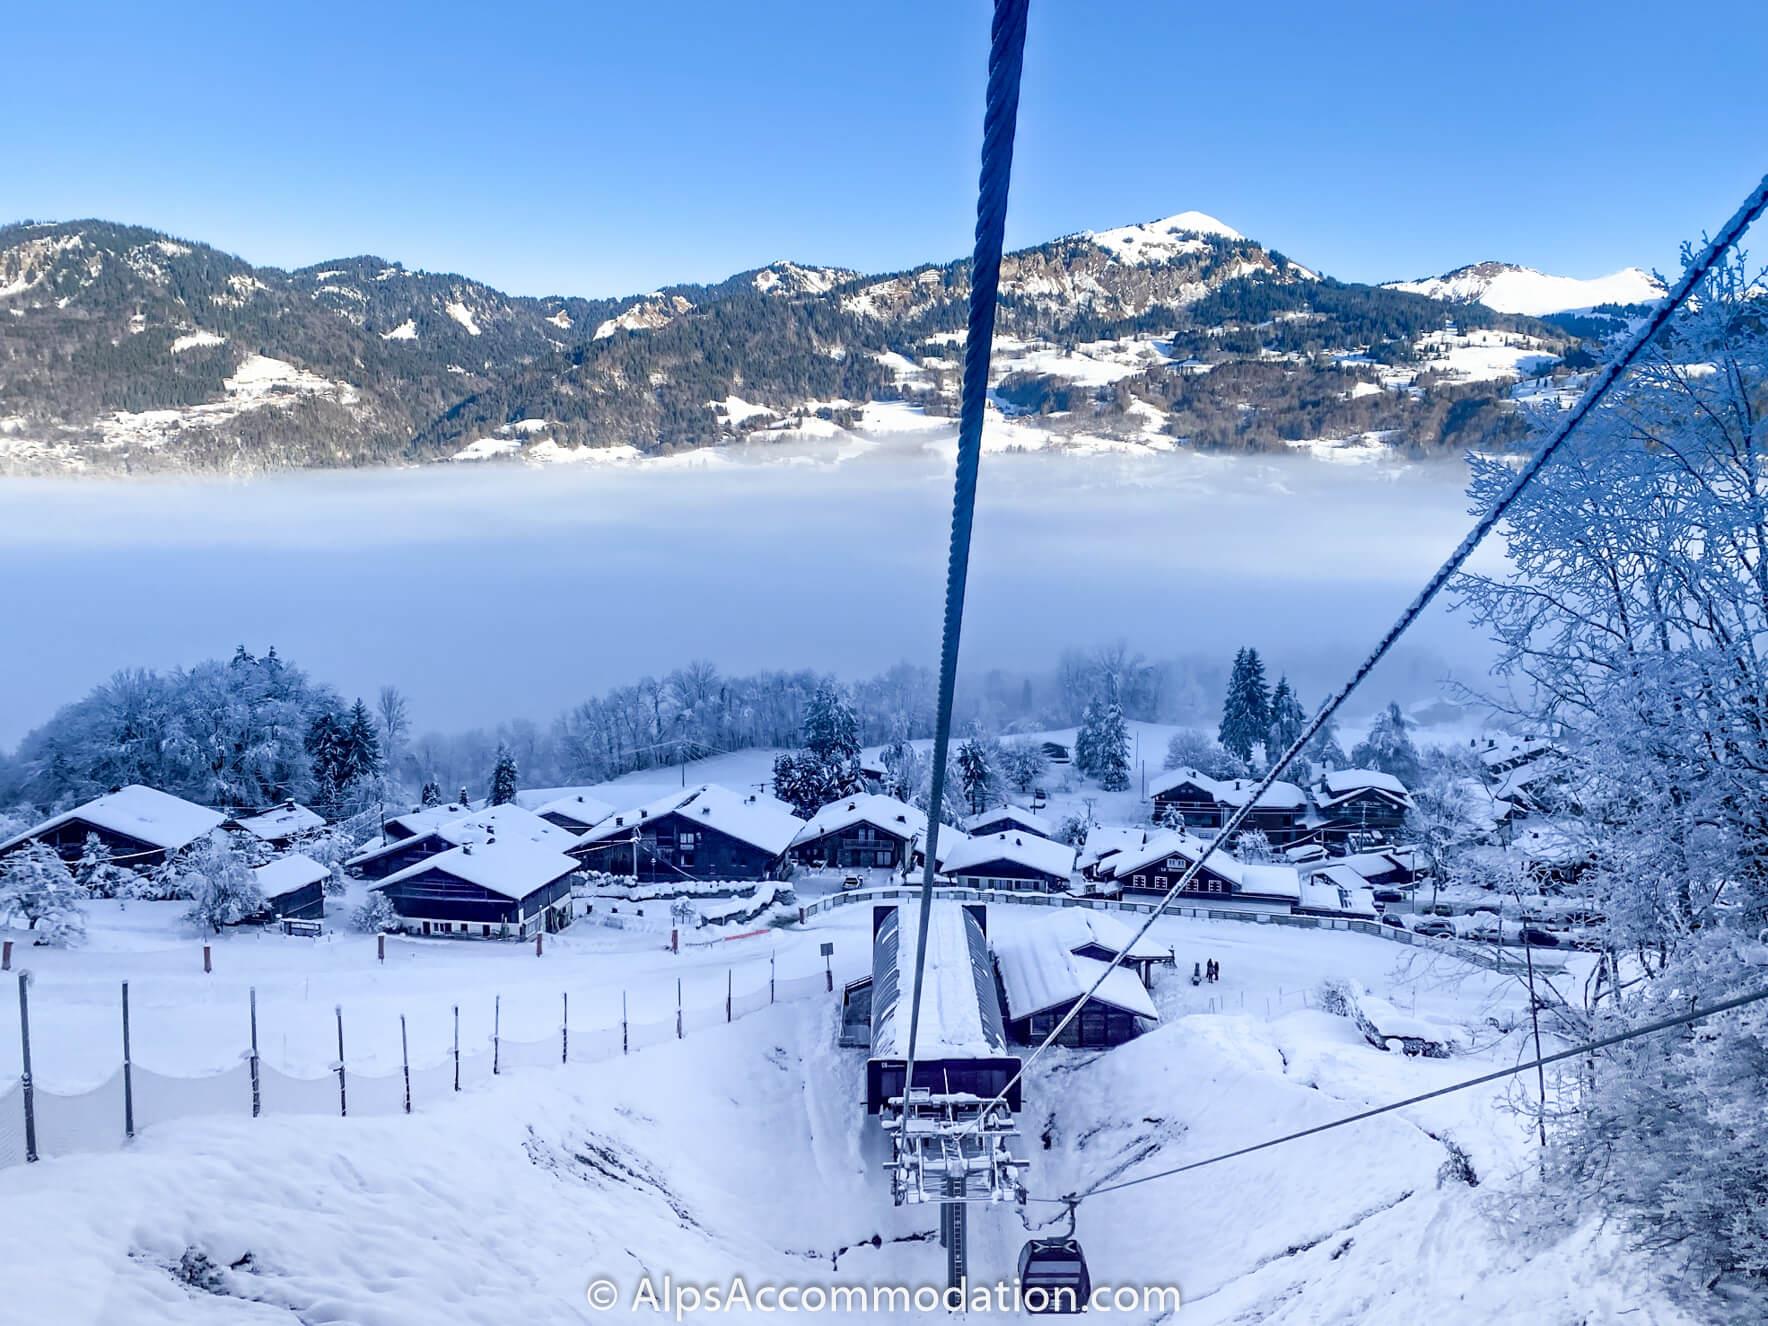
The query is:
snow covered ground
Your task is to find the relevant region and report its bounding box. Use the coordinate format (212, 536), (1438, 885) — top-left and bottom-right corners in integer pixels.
(0, 895), (1701, 1324)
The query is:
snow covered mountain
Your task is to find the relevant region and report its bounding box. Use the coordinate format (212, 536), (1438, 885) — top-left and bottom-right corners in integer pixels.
(0, 214), (1586, 475)
(1384, 260), (1664, 316)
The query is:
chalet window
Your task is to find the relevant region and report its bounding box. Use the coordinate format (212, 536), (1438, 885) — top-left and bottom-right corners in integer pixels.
(481, 925), (491, 937)
(679, 832), (697, 848)
(1133, 874), (1146, 887)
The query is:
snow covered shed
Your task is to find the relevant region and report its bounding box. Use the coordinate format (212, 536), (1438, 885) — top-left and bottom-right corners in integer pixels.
(867, 903), (1021, 1114)
(994, 931), (1158, 1048)
(227, 800), (325, 847)
(347, 804), (577, 880)
(939, 831), (1076, 893)
(1040, 909), (1174, 985)
(372, 837), (578, 939)
(791, 794), (928, 872)
(963, 804), (1056, 841)
(572, 783), (805, 882)
(249, 853), (328, 921)
(0, 785), (225, 868)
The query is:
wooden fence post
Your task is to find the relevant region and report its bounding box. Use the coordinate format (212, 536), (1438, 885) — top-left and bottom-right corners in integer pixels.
(676, 978), (683, 1040)
(1, 939), (11, 971)
(400, 1015), (411, 1115)
(452, 1004), (460, 1092)
(203, 944), (212, 975)
(622, 991), (629, 1055)
(493, 995), (501, 1075)
(121, 981), (135, 1140)
(17, 972), (36, 1163)
(249, 986), (261, 1118)
(334, 1005), (347, 1117)
(726, 969), (733, 1023)
(377, 933), (385, 964)
(770, 952), (776, 1005)
(561, 992), (569, 1064)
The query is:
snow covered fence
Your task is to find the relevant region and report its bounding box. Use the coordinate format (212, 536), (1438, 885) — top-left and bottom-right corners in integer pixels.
(801, 884), (1553, 973)
(0, 961), (835, 1171)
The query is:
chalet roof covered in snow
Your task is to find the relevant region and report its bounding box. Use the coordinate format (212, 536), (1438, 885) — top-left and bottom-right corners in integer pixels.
(869, 903), (1008, 1061)
(962, 804), (1055, 837)
(939, 830), (1075, 881)
(230, 801), (325, 842)
(512, 786), (617, 824)
(581, 783), (805, 856)
(1102, 830), (1302, 901)
(0, 785), (225, 857)
(251, 853), (330, 896)
(1148, 767), (1306, 809)
(1077, 824), (1147, 874)
(1478, 736), (1558, 771)
(1318, 768), (1412, 804)
(993, 931), (1158, 1022)
(383, 800), (480, 839)
(1041, 908), (1171, 962)
(348, 803), (577, 870)
(373, 836), (579, 901)
(1297, 872), (1378, 918)
(792, 793), (928, 846)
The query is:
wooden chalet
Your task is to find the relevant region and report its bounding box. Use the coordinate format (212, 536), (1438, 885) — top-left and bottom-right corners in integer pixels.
(1312, 769), (1413, 842)
(866, 903), (1020, 1113)
(380, 800), (480, 842)
(1148, 768), (1308, 844)
(1295, 867), (1379, 920)
(1101, 830), (1302, 910)
(373, 836), (577, 939)
(347, 804), (578, 880)
(963, 804), (1056, 841)
(573, 783), (804, 882)
(994, 930), (1157, 1048)
(514, 787), (616, 834)
(790, 794), (929, 872)
(1076, 825), (1148, 881)
(227, 800), (325, 847)
(939, 831), (1076, 893)
(0, 785), (225, 868)
(248, 854), (328, 922)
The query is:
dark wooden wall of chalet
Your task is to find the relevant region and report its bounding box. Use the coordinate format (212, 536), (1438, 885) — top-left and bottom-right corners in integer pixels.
(633, 812), (780, 882)
(946, 858), (1063, 890)
(14, 819), (168, 866)
(1011, 1001), (1145, 1048)
(792, 822), (909, 869)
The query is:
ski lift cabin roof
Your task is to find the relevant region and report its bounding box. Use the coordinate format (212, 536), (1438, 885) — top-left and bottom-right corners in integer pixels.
(866, 902), (1021, 1113)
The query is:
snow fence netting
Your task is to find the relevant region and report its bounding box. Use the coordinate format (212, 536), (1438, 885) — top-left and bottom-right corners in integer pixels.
(259, 1065), (343, 1116)
(0, 1081), (26, 1168)
(133, 1063), (253, 1130)
(565, 1025), (622, 1063)
(627, 1015), (677, 1050)
(348, 1067), (408, 1116)
(33, 1071), (128, 1157)
(409, 1059), (459, 1104)
(499, 1034), (562, 1073)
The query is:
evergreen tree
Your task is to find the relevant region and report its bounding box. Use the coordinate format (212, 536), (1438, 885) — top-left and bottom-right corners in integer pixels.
(955, 733), (1000, 815)
(1218, 647), (1271, 763)
(420, 780), (443, 808)
(342, 698), (383, 783)
(489, 744), (519, 806)
(1095, 692), (1131, 792)
(352, 891), (400, 933)
(74, 832), (132, 899)
(1350, 702), (1422, 788)
(304, 711), (350, 817)
(802, 681), (861, 767)
(1304, 714), (1348, 771)
(1074, 699), (1103, 778)
(1000, 740), (1049, 794)
(1268, 676), (1306, 757)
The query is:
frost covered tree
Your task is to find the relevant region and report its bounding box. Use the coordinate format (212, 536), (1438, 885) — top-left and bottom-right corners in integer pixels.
(1405, 750), (1490, 908)
(1163, 728), (1248, 780)
(181, 834), (266, 933)
(1451, 247), (1768, 1279)
(879, 732), (920, 803)
(1303, 714), (1348, 771)
(489, 744), (519, 806)
(1000, 740), (1049, 794)
(771, 681), (864, 815)
(74, 833), (134, 899)
(1268, 676), (1306, 757)
(955, 731), (1003, 814)
(1233, 829), (1275, 863)
(1350, 702), (1421, 788)
(1087, 681), (1132, 792)
(1218, 648), (1271, 763)
(419, 780), (443, 808)
(0, 841), (87, 944)
(352, 891), (400, 933)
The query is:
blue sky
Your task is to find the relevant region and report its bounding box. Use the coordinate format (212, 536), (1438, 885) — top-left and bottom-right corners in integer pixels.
(7, 1), (1764, 297)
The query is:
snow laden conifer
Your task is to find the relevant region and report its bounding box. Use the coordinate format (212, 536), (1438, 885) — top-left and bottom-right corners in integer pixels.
(0, 841), (87, 945)
(1350, 702), (1421, 788)
(1268, 676), (1306, 758)
(1218, 647), (1271, 764)
(999, 739), (1049, 794)
(955, 729), (1003, 814)
(74, 832), (134, 899)
(182, 833), (266, 933)
(420, 780), (443, 808)
(771, 681), (864, 816)
(489, 744), (519, 806)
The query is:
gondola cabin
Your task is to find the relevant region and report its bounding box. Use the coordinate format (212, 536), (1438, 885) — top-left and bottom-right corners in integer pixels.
(866, 903), (1021, 1114)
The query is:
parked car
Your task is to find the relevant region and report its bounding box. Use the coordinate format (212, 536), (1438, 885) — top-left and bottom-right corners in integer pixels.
(1373, 888), (1405, 905)
(1517, 927), (1561, 947)
(1412, 918), (1455, 939)
(841, 874), (863, 891)
(1380, 914), (1409, 931)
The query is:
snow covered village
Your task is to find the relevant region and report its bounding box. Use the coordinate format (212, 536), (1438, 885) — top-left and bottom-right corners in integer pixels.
(4, 3), (1768, 1323)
